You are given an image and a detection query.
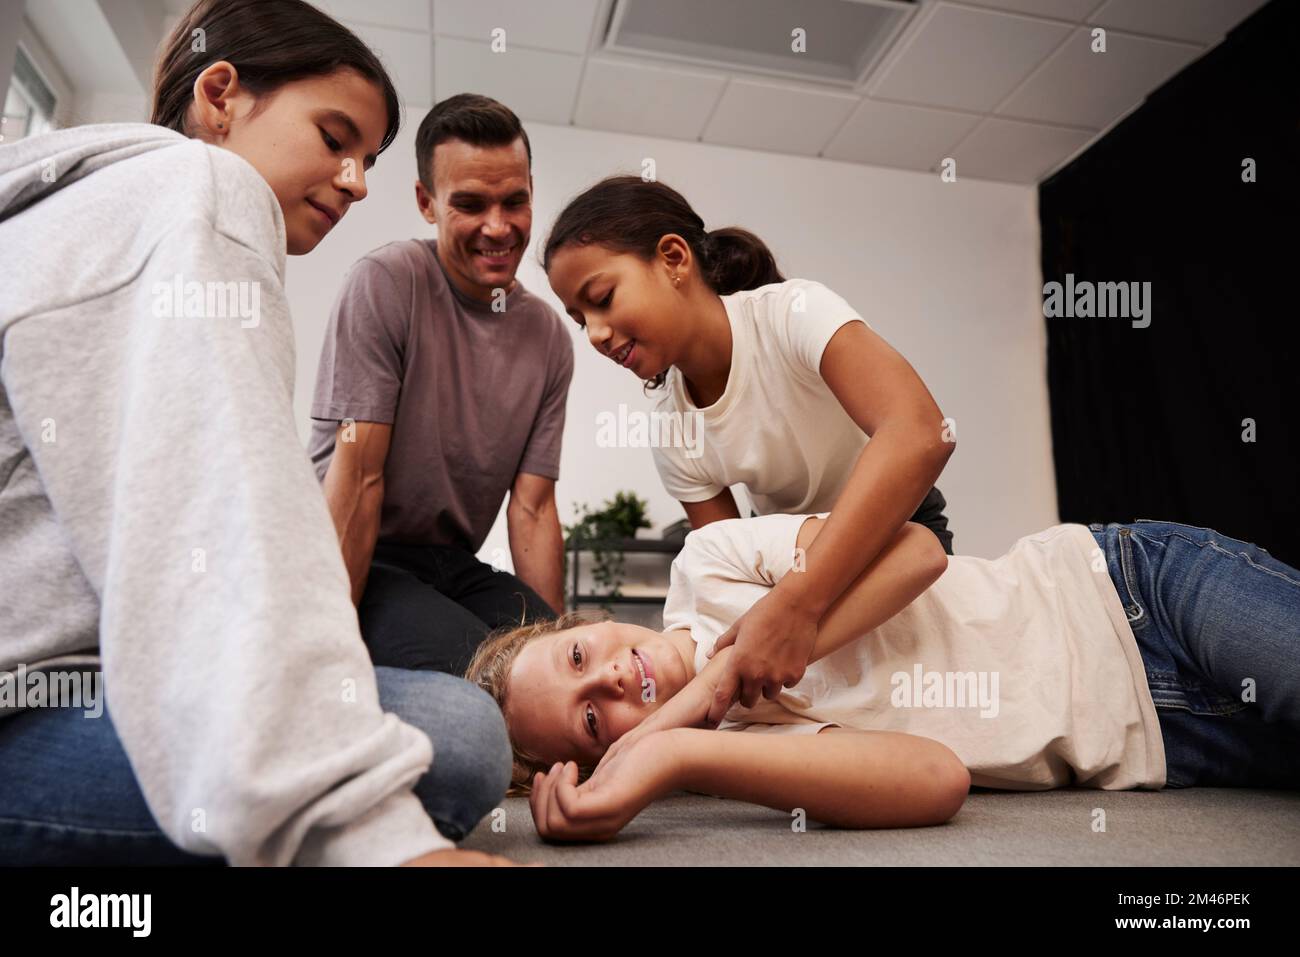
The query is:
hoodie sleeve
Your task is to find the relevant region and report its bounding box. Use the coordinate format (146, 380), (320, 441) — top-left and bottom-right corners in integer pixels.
(1, 210), (453, 865)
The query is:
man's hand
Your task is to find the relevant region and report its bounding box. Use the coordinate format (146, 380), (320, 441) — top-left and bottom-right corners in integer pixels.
(705, 589), (819, 725)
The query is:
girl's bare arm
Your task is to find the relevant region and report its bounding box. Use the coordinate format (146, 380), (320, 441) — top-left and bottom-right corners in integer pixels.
(666, 725), (969, 828)
(796, 515), (948, 666)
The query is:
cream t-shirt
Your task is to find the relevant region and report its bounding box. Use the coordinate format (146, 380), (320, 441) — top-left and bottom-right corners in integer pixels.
(651, 279), (869, 514)
(660, 514), (1166, 790)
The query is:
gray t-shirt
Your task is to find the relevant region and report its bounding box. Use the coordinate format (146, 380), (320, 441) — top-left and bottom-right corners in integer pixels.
(309, 238), (573, 552)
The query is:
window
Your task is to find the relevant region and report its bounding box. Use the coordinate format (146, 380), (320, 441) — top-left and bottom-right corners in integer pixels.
(2, 46), (58, 144)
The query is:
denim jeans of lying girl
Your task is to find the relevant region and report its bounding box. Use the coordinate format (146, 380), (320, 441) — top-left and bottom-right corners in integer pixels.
(1090, 520), (1300, 788)
(0, 667), (512, 865)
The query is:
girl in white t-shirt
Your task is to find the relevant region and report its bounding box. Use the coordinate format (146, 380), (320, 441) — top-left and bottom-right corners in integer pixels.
(543, 176), (955, 724)
(465, 514), (1300, 841)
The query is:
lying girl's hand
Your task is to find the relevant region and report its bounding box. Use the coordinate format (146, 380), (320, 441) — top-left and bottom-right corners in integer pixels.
(590, 662), (720, 777)
(528, 731), (681, 842)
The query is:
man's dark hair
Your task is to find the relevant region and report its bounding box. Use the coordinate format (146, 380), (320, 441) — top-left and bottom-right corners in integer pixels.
(415, 93), (532, 193)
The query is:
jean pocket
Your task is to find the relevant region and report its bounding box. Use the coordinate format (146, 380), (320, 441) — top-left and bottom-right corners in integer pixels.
(1116, 528), (1150, 630)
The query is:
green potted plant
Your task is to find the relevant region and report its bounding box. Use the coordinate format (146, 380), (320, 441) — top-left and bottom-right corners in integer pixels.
(563, 491), (652, 606)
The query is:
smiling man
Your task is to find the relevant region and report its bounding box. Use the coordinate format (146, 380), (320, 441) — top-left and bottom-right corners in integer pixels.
(310, 94), (572, 675)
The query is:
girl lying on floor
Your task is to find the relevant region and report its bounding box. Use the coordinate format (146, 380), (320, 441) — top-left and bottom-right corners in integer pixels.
(465, 514), (1300, 841)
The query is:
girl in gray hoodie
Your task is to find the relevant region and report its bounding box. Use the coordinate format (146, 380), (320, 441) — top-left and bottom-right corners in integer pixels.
(0, 0), (516, 866)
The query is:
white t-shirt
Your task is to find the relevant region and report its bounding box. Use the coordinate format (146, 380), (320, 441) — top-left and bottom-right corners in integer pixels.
(660, 514), (1167, 791)
(651, 279), (869, 514)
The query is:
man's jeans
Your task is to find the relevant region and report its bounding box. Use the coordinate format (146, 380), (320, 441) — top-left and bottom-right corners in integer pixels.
(1090, 520), (1300, 788)
(0, 667), (511, 865)
(360, 543), (556, 677)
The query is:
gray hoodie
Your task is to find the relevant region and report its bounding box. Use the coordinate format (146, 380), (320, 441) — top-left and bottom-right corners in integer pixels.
(0, 123), (452, 865)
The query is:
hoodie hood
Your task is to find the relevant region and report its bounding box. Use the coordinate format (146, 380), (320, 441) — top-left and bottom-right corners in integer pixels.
(0, 122), (285, 337)
(0, 122), (188, 225)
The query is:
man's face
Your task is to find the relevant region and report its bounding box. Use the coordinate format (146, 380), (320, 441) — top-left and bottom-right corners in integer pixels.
(417, 137), (531, 302)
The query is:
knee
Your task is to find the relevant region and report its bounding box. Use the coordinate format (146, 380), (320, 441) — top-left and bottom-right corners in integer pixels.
(429, 680), (513, 833)
(374, 668), (512, 840)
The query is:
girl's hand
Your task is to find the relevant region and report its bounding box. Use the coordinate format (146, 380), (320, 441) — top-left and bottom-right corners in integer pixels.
(705, 590), (818, 724)
(590, 656), (723, 776)
(528, 732), (680, 842)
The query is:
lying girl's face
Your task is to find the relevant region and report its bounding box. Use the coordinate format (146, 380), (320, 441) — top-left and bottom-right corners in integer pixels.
(195, 65), (388, 255)
(547, 242), (682, 381)
(506, 620), (696, 768)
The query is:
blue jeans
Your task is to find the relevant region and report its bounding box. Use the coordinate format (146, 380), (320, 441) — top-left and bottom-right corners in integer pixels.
(1090, 520), (1300, 788)
(0, 667), (511, 865)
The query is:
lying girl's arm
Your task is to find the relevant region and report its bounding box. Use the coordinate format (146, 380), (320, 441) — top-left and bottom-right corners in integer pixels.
(669, 726), (969, 828)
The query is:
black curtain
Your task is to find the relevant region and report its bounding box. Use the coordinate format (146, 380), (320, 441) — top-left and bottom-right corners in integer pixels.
(1039, 0), (1299, 567)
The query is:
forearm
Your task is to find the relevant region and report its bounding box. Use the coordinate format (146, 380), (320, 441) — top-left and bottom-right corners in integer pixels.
(667, 727), (966, 828)
(507, 503), (565, 614)
(322, 466), (383, 605)
(778, 427), (953, 618)
(806, 522), (947, 665)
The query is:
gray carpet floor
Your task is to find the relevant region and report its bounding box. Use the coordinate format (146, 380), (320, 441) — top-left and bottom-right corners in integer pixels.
(462, 787), (1300, 866)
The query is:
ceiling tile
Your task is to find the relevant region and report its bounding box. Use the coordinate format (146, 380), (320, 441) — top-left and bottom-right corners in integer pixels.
(318, 0), (430, 31)
(341, 19), (433, 105)
(870, 2), (1073, 112)
(951, 116), (1092, 182)
(574, 58), (727, 140)
(948, 0), (1101, 20)
(434, 0), (602, 54)
(433, 37), (583, 123)
(1087, 0), (1269, 45)
(997, 26), (1201, 128)
(701, 80), (859, 157)
(823, 98), (981, 169)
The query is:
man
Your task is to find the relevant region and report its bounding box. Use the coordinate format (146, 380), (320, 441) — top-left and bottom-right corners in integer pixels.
(310, 94), (572, 676)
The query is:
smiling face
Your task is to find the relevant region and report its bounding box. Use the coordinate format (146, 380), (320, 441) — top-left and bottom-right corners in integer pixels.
(416, 137), (532, 303)
(548, 239), (700, 380)
(190, 63), (388, 255)
(506, 621), (697, 768)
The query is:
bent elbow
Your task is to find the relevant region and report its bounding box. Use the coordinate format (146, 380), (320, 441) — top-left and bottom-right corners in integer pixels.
(931, 760), (970, 824)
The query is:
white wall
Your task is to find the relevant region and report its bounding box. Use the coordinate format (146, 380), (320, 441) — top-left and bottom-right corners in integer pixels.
(284, 115), (1057, 566)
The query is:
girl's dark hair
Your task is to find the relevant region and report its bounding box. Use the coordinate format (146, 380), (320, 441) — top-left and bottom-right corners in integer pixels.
(151, 0), (402, 154)
(542, 175), (784, 389)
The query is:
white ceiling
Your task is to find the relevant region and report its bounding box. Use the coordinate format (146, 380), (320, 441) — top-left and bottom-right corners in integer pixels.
(138, 0), (1271, 183)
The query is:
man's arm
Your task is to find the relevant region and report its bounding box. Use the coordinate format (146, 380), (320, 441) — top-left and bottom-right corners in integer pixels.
(667, 725), (969, 829)
(321, 420), (392, 606)
(506, 471), (565, 614)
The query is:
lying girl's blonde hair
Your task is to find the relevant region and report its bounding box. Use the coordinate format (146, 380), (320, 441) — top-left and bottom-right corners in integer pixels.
(464, 609), (611, 795)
